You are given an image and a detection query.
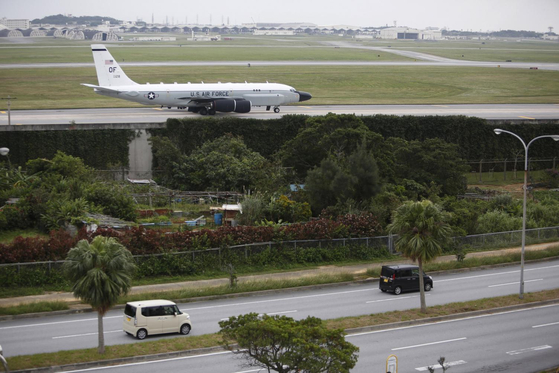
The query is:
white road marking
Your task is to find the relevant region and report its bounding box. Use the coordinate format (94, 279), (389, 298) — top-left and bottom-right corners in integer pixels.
(63, 350), (233, 372)
(53, 330), (122, 339)
(488, 278), (543, 288)
(0, 315), (122, 330)
(183, 288), (375, 311)
(416, 360), (467, 371)
(347, 304), (559, 338)
(366, 294), (430, 303)
(392, 337), (467, 351)
(506, 345), (552, 355)
(436, 264), (559, 283)
(532, 321), (559, 328)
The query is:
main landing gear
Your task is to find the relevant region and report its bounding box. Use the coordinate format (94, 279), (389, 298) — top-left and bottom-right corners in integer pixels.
(198, 107), (216, 116)
(266, 106), (281, 113)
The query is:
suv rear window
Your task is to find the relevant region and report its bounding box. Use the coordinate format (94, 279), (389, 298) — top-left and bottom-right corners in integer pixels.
(381, 266), (395, 277)
(124, 304), (136, 317)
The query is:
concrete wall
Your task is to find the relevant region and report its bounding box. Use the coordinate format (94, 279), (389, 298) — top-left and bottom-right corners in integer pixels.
(128, 130), (153, 179)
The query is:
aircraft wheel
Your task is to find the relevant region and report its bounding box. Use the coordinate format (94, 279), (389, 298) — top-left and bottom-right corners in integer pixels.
(199, 108), (208, 115)
(208, 108), (216, 115)
(274, 107), (280, 113)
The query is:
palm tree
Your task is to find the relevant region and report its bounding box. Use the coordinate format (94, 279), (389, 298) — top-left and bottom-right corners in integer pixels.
(388, 200), (451, 313)
(64, 236), (136, 354)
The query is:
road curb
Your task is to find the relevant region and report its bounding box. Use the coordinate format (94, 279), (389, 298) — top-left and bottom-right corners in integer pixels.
(9, 299), (559, 373)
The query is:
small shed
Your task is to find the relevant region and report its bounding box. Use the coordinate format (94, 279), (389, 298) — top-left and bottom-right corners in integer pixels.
(210, 203), (242, 226)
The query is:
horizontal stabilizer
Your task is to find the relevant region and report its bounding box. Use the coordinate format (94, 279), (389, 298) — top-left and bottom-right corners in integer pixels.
(81, 84), (139, 97)
(81, 83), (121, 93)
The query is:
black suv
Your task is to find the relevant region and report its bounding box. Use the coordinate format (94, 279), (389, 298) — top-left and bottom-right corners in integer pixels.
(379, 264), (433, 295)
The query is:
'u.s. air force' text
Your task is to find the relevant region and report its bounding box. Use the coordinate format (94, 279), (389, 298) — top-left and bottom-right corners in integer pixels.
(190, 91), (230, 97)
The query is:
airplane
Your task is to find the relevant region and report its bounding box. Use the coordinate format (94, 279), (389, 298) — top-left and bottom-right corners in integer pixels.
(82, 44), (312, 115)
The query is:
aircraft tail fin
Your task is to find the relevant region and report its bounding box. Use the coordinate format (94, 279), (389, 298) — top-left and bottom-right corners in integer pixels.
(91, 44), (137, 87)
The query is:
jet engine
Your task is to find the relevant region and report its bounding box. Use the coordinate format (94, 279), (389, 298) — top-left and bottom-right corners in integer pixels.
(213, 99), (251, 113)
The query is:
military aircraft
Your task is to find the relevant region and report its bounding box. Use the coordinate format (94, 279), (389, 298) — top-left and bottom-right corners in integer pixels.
(82, 44), (312, 115)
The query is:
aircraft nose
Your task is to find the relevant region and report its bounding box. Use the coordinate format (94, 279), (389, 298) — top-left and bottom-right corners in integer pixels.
(296, 91), (312, 102)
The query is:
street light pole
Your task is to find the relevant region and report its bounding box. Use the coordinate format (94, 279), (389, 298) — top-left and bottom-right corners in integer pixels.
(1, 96), (17, 126)
(493, 129), (559, 299)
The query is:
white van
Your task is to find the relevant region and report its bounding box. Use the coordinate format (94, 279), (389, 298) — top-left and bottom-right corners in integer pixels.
(123, 300), (191, 340)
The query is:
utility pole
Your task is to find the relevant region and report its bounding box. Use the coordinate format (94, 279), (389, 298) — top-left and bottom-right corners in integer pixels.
(1, 96), (16, 126)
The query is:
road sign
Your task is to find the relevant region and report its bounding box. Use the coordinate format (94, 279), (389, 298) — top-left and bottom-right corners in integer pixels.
(386, 354), (398, 373)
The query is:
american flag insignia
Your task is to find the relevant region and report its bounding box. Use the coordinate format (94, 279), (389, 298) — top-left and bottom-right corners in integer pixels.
(105, 60), (113, 65)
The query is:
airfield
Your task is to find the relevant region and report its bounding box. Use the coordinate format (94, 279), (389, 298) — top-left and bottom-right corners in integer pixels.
(0, 35), (559, 119)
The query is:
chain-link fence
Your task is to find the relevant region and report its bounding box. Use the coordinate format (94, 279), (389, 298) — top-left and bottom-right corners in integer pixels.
(3, 226), (559, 275)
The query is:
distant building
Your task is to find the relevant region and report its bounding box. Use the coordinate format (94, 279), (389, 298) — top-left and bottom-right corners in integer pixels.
(253, 29), (295, 36)
(379, 27), (442, 40)
(0, 18), (30, 29)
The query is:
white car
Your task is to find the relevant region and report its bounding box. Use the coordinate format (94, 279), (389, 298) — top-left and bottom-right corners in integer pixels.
(123, 299), (191, 340)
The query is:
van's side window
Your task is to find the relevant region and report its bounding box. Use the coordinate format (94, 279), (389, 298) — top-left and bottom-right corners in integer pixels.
(142, 306), (164, 317)
(400, 269), (412, 277)
(163, 306), (175, 315)
(411, 269), (419, 277)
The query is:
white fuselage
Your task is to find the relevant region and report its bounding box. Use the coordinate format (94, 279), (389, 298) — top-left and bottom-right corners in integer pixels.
(93, 82), (301, 107)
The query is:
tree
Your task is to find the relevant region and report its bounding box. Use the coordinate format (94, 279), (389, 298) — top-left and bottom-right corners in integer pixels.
(388, 200), (451, 313)
(305, 143), (381, 214)
(63, 236), (136, 354)
(173, 134), (268, 191)
(219, 313), (359, 373)
(279, 113), (384, 179)
(388, 138), (468, 196)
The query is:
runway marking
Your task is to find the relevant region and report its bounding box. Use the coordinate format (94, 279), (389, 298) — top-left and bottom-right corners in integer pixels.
(300, 106), (312, 109)
(152, 108), (163, 111)
(392, 337), (467, 351)
(366, 294), (430, 303)
(506, 345), (552, 355)
(416, 360), (467, 371)
(431, 105), (449, 108)
(519, 116), (536, 119)
(488, 278), (543, 288)
(532, 321), (559, 328)
(53, 330), (122, 339)
(183, 287), (375, 311)
(0, 111), (5, 114)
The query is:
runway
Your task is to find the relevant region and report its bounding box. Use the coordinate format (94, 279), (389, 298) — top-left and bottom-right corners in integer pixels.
(1, 104), (559, 126)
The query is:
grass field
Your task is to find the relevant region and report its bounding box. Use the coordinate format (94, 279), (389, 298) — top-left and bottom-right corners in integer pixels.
(0, 43), (413, 64)
(360, 39), (559, 63)
(2, 65), (559, 110)
(1, 36), (559, 110)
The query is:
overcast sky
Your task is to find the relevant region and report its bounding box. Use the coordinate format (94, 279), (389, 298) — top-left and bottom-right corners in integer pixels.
(2, 0), (558, 32)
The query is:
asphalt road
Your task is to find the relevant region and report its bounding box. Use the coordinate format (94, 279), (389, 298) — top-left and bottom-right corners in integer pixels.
(2, 104), (559, 126)
(57, 304), (559, 373)
(1, 60), (559, 71)
(1, 259), (558, 359)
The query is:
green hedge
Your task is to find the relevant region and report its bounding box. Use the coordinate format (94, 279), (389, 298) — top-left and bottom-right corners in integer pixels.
(151, 115), (559, 164)
(4, 115), (559, 169)
(1, 129), (135, 168)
